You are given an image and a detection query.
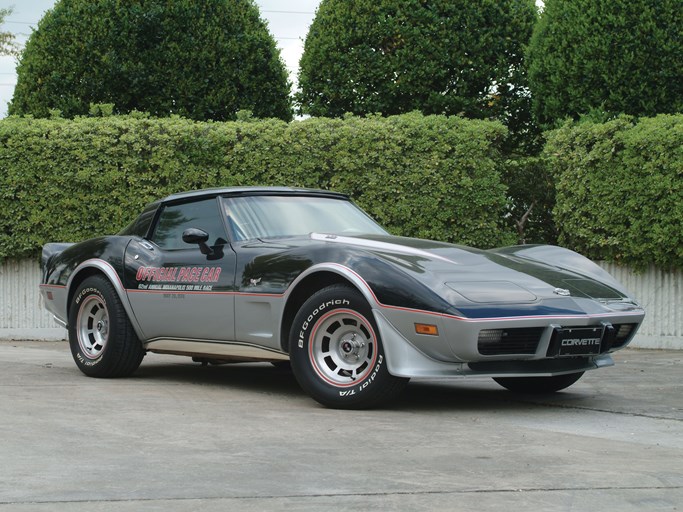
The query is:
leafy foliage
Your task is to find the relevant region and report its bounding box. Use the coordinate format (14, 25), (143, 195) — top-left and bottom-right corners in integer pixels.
(297, 0), (536, 131)
(527, 0), (683, 127)
(546, 115), (683, 269)
(323, 114), (514, 246)
(9, 0), (292, 121)
(0, 8), (19, 56)
(297, 0), (543, 235)
(0, 113), (514, 261)
(501, 154), (556, 245)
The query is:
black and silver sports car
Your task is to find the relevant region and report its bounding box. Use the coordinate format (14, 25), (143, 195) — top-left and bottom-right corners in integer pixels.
(40, 187), (644, 408)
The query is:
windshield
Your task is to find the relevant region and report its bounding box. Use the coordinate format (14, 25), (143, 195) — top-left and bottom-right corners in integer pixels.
(222, 195), (387, 241)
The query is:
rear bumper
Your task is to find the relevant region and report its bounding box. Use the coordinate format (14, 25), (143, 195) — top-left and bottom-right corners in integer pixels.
(39, 284), (68, 327)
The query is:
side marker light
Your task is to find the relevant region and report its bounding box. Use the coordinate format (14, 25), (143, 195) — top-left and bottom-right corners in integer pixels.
(415, 323), (439, 336)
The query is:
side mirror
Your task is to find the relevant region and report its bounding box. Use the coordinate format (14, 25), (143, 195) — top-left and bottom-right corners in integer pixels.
(182, 228), (209, 245)
(182, 228), (213, 256)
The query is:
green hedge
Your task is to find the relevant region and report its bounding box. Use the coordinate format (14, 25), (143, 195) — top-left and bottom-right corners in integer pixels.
(0, 112), (514, 260)
(546, 114), (683, 269)
(500, 154), (557, 245)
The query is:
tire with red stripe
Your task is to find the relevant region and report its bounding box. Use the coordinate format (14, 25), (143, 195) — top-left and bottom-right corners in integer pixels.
(68, 276), (144, 378)
(289, 284), (408, 409)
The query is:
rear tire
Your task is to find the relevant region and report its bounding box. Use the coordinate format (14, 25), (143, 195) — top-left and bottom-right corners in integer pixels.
(289, 285), (408, 409)
(68, 276), (144, 378)
(493, 372), (584, 393)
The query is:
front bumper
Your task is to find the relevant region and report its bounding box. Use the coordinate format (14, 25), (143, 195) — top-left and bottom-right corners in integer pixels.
(373, 301), (644, 379)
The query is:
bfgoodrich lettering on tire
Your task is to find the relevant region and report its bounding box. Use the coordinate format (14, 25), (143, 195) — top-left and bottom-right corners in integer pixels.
(68, 275), (144, 378)
(289, 284), (408, 409)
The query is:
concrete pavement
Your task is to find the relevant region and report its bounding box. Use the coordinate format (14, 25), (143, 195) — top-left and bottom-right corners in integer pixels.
(0, 341), (681, 511)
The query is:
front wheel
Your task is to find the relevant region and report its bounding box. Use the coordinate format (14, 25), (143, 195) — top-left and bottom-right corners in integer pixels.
(289, 285), (408, 409)
(493, 372), (585, 394)
(68, 276), (144, 378)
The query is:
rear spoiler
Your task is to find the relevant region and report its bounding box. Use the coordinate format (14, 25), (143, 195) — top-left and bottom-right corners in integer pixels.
(41, 243), (75, 273)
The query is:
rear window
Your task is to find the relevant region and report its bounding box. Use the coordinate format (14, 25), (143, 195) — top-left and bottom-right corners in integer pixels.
(118, 203), (158, 237)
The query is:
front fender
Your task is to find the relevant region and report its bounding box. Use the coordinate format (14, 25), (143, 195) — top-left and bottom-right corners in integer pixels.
(283, 262), (381, 308)
(491, 245), (632, 298)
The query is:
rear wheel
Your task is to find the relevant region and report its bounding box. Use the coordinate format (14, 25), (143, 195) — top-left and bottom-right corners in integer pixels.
(493, 372), (584, 393)
(68, 275), (144, 377)
(289, 285), (408, 409)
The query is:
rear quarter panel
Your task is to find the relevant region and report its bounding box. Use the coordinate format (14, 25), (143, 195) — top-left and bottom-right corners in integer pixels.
(40, 237), (132, 325)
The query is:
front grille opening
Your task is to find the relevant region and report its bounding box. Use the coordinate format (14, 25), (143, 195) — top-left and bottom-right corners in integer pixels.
(477, 327), (545, 355)
(611, 323), (638, 348)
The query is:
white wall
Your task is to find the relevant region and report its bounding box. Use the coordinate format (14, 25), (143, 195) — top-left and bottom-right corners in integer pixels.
(598, 262), (682, 350)
(1, 259), (681, 349)
(0, 259), (66, 340)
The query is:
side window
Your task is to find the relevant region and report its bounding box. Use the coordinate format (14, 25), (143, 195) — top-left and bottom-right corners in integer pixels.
(152, 199), (227, 250)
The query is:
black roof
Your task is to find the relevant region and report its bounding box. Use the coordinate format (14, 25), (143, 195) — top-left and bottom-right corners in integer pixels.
(161, 186), (349, 204)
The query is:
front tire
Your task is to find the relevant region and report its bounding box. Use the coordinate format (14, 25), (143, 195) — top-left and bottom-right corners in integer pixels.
(68, 276), (144, 378)
(493, 372), (584, 394)
(289, 285), (408, 409)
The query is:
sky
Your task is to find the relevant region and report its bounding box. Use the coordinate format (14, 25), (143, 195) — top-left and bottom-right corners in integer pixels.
(0, 0), (322, 117)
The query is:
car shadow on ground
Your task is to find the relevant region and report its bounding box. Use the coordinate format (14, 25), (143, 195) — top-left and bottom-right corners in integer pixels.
(394, 380), (593, 412)
(130, 360), (303, 395)
(128, 359), (591, 412)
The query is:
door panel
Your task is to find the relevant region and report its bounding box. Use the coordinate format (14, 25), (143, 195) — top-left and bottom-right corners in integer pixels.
(122, 197), (237, 342)
(124, 240), (236, 341)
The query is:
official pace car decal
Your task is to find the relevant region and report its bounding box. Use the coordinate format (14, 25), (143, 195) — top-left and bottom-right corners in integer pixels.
(135, 266), (222, 291)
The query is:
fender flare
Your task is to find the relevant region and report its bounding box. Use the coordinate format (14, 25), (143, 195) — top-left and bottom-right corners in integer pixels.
(282, 263), (444, 376)
(283, 262), (380, 309)
(281, 262), (407, 356)
(66, 259), (147, 340)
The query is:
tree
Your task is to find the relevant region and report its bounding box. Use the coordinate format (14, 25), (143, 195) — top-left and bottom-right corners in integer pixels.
(296, 0), (537, 129)
(9, 0), (292, 121)
(297, 0), (551, 245)
(527, 0), (683, 127)
(0, 8), (19, 56)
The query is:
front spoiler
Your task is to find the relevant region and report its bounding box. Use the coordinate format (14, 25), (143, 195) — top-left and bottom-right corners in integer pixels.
(374, 310), (614, 379)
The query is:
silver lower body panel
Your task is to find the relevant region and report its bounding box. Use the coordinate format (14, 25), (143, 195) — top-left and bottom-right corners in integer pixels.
(144, 339), (289, 363)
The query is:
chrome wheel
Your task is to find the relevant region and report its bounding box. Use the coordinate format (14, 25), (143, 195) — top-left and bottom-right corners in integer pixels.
(309, 310), (377, 387)
(77, 295), (109, 359)
(69, 276), (144, 377)
(291, 285), (408, 408)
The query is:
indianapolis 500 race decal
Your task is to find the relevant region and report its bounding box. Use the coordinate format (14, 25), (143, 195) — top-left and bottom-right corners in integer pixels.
(135, 266), (222, 291)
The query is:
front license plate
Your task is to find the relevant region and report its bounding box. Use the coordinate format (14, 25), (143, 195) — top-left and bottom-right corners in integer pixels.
(556, 327), (604, 356)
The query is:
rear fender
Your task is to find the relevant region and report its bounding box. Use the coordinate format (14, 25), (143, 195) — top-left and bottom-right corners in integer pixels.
(66, 259), (146, 340)
(41, 243), (74, 277)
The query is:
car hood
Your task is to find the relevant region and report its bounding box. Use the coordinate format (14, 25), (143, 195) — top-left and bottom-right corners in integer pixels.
(310, 233), (634, 306)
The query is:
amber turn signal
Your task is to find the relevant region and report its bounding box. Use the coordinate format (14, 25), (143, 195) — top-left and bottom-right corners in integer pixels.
(415, 323), (439, 336)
